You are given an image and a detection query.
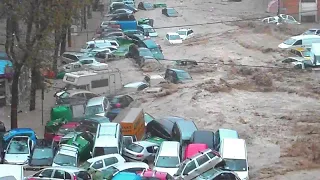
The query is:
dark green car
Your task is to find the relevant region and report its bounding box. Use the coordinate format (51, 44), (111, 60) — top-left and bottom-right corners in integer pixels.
(66, 131), (94, 161)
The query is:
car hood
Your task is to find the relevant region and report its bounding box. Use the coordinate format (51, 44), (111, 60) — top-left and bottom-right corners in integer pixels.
(278, 43), (291, 49)
(168, 39), (182, 44)
(234, 171), (249, 180)
(179, 35), (187, 40)
(153, 167), (178, 176)
(30, 158), (53, 166)
(5, 154), (29, 164)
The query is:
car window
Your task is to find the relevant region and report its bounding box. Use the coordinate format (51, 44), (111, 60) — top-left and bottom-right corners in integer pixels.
(53, 170), (65, 179)
(92, 160), (104, 169)
(65, 172), (72, 180)
(196, 154), (210, 166)
(187, 30), (193, 35)
(293, 40), (302, 45)
(166, 34), (169, 40)
(146, 146), (157, 153)
(39, 169), (54, 178)
(183, 160), (197, 175)
(75, 171), (91, 180)
(104, 157), (118, 166)
(74, 93), (85, 98)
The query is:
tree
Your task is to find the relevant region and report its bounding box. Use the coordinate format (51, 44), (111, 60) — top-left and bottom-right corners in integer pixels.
(3, 0), (63, 128)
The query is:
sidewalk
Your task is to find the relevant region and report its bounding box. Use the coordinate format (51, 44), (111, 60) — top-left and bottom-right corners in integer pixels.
(0, 8), (104, 137)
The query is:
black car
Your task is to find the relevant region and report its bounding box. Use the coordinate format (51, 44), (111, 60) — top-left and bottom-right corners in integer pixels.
(146, 116), (185, 140)
(137, 2), (154, 10)
(128, 46), (155, 66)
(190, 130), (215, 149)
(162, 8), (179, 17)
(28, 140), (55, 169)
(108, 94), (134, 109)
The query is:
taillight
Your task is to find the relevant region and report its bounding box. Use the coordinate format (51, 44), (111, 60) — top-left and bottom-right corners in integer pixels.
(73, 175), (77, 180)
(136, 154), (143, 157)
(115, 103), (121, 108)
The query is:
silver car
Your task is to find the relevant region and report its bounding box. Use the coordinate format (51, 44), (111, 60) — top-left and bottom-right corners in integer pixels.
(3, 136), (33, 165)
(123, 141), (159, 163)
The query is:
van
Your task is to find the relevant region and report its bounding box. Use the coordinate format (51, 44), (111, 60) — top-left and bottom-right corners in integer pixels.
(113, 108), (145, 141)
(52, 144), (79, 167)
(173, 149), (223, 180)
(81, 40), (119, 52)
(310, 43), (320, 66)
(63, 66), (123, 95)
(85, 96), (110, 117)
(214, 128), (239, 151)
(172, 120), (198, 147)
(93, 123), (123, 157)
(154, 141), (181, 176)
(219, 138), (249, 180)
(278, 35), (320, 49)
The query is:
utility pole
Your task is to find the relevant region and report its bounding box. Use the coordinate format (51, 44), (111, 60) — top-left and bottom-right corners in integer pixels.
(277, 0), (280, 15)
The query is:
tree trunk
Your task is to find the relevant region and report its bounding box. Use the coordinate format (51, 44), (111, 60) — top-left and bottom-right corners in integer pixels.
(11, 66), (21, 129)
(52, 29), (61, 74)
(67, 25), (72, 47)
(29, 66), (37, 111)
(60, 25), (67, 55)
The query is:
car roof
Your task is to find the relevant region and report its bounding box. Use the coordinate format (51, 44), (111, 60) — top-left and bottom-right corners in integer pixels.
(134, 141), (157, 147)
(291, 34), (320, 39)
(177, 28), (190, 31)
(87, 96), (106, 106)
(9, 128), (34, 133)
(114, 162), (149, 170)
(66, 89), (95, 95)
(113, 172), (141, 180)
(158, 141), (180, 156)
(140, 24), (152, 28)
(166, 32), (179, 35)
(95, 136), (118, 146)
(46, 166), (85, 173)
(87, 154), (121, 163)
(221, 138), (246, 159)
(217, 128), (239, 139)
(175, 120), (198, 140)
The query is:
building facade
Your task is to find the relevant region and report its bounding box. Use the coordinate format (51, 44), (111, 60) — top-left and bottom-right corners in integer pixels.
(267, 0), (319, 22)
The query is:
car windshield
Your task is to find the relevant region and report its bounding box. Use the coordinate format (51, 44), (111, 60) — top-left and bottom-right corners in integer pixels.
(283, 38), (296, 45)
(80, 161), (92, 169)
(85, 105), (104, 116)
(7, 140), (29, 154)
(53, 154), (77, 166)
(304, 30), (316, 35)
(32, 148), (52, 159)
(57, 127), (76, 136)
(223, 158), (248, 171)
(149, 48), (161, 55)
(167, 8), (177, 15)
(145, 28), (155, 33)
(59, 92), (70, 99)
(177, 31), (187, 35)
(155, 156), (180, 168)
(144, 3), (153, 8)
(139, 49), (153, 57)
(126, 143), (144, 153)
(176, 71), (192, 80)
(94, 147), (118, 157)
(169, 35), (181, 40)
(123, 136), (133, 147)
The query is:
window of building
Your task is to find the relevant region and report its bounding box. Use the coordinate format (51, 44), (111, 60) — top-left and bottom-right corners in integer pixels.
(301, 0), (316, 2)
(301, 15), (316, 22)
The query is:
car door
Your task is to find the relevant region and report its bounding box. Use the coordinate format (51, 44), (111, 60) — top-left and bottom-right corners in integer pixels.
(92, 159), (104, 170)
(187, 30), (193, 38)
(145, 145), (159, 162)
(52, 169), (66, 179)
(181, 160), (197, 178)
(103, 157), (118, 168)
(35, 169), (54, 179)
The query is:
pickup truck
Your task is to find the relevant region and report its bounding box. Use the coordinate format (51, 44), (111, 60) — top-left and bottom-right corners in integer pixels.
(116, 20), (137, 31)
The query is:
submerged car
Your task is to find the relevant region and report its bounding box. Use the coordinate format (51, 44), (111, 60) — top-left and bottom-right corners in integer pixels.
(164, 68), (192, 84)
(176, 28), (194, 40)
(138, 2), (154, 10)
(123, 141), (159, 163)
(162, 8), (179, 17)
(138, 18), (154, 27)
(27, 140), (55, 169)
(146, 116), (185, 140)
(165, 32), (182, 45)
(137, 24), (158, 37)
(140, 169), (174, 180)
(4, 136), (33, 165)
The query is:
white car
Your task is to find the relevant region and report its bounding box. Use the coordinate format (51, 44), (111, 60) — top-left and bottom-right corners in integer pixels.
(3, 136), (33, 165)
(29, 166), (91, 180)
(302, 29), (320, 35)
(165, 32), (182, 45)
(80, 154), (125, 171)
(52, 145), (79, 167)
(262, 14), (300, 25)
(176, 28), (194, 40)
(102, 162), (149, 175)
(123, 141), (159, 163)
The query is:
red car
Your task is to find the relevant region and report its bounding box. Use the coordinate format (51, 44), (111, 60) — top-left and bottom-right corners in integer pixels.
(140, 170), (173, 180)
(51, 122), (79, 144)
(184, 143), (208, 160)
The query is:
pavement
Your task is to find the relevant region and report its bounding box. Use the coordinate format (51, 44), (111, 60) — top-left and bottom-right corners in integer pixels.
(0, 6), (106, 138)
